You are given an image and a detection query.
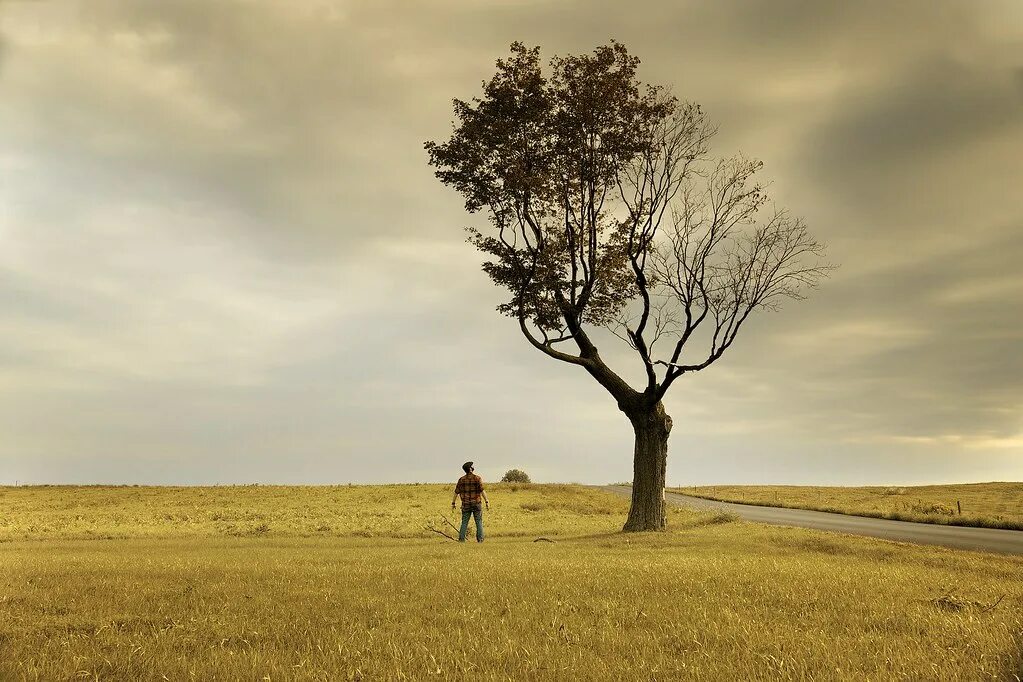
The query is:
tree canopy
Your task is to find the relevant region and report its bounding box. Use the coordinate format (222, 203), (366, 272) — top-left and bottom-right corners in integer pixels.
(426, 42), (831, 407)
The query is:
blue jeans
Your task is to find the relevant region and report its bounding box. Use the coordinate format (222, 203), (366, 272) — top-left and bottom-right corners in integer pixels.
(459, 505), (484, 542)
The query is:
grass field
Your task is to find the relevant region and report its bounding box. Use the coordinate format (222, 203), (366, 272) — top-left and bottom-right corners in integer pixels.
(0, 483), (624, 543)
(1, 484), (1022, 680)
(671, 482), (1023, 530)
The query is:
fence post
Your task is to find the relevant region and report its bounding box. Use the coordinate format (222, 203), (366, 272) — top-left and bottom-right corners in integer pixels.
(957, 500), (961, 515)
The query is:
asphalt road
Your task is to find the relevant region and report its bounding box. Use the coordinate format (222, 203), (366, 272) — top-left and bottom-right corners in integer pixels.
(604, 486), (1023, 555)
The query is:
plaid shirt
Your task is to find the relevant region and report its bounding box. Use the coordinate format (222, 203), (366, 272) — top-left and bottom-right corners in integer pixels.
(455, 473), (485, 508)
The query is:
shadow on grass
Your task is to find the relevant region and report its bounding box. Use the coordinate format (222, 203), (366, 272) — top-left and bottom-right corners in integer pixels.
(1000, 641), (1022, 681)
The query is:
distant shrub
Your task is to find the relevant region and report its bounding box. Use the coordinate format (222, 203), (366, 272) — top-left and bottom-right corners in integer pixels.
(501, 469), (531, 483)
(707, 512), (738, 525)
(881, 487), (906, 496)
(910, 501), (955, 516)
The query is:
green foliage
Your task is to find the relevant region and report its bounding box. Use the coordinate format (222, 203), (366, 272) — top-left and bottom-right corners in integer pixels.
(501, 468), (531, 483)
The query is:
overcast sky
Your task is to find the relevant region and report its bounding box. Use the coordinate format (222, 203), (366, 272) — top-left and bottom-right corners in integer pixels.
(1, 0), (1021, 486)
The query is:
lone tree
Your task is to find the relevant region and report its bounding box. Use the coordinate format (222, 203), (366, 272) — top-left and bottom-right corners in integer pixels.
(426, 42), (832, 532)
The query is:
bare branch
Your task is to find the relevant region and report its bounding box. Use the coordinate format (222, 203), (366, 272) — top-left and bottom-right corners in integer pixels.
(425, 519), (457, 542)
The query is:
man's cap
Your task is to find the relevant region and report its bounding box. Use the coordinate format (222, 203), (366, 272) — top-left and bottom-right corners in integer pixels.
(462, 461), (474, 473)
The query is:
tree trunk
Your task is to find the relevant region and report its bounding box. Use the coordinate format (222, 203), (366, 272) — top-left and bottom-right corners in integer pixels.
(622, 401), (672, 532)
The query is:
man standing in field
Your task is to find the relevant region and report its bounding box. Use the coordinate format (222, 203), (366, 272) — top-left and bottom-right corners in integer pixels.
(451, 461), (489, 543)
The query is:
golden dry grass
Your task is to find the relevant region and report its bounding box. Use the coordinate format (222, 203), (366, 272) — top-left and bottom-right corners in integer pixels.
(1, 484), (1021, 681)
(0, 483), (626, 542)
(672, 482), (1023, 530)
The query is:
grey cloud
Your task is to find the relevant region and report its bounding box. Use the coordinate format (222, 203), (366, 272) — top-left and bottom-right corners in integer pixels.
(1, 0), (1021, 486)
(803, 57), (1023, 215)
(707, 222), (1023, 443)
(4, 1), (450, 260)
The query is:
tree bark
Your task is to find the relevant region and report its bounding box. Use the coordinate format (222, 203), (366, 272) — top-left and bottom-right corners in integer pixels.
(622, 400), (672, 532)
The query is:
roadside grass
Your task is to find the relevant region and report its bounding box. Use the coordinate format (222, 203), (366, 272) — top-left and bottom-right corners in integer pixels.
(671, 482), (1023, 530)
(0, 485), (1021, 680)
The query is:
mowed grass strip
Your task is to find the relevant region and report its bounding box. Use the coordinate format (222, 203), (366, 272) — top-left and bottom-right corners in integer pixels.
(672, 482), (1023, 530)
(1, 527), (1021, 680)
(0, 483), (626, 542)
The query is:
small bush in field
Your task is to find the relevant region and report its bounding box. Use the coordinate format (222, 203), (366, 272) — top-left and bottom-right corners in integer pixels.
(910, 501), (956, 516)
(501, 469), (531, 483)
